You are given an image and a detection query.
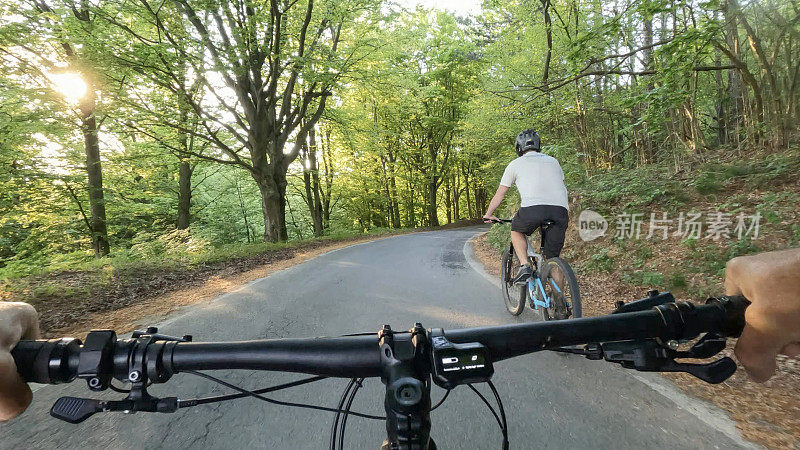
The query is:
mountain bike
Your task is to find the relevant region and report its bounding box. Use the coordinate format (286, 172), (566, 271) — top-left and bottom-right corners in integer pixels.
(490, 218), (581, 319)
(12, 292), (748, 450)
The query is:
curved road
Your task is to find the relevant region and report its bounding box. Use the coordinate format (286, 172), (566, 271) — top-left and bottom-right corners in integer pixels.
(1, 227), (753, 449)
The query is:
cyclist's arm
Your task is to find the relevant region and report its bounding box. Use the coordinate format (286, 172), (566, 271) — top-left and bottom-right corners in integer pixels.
(0, 302), (39, 421)
(483, 185), (509, 221)
(725, 248), (800, 382)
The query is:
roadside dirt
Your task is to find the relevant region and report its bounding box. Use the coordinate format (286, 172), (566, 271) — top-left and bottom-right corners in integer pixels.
(470, 232), (799, 450)
(47, 236), (384, 339)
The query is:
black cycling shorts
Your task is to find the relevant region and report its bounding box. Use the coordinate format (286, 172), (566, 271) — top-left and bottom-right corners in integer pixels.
(510, 205), (569, 259)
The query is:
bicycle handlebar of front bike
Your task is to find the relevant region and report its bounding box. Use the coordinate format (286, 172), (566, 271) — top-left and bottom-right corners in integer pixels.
(12, 296), (748, 384)
(483, 218), (512, 224)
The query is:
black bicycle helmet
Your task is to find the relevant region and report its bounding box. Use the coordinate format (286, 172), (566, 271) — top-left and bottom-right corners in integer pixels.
(515, 129), (541, 156)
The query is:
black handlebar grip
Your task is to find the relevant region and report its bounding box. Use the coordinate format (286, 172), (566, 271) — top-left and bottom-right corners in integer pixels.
(11, 338), (81, 384)
(706, 295), (750, 338)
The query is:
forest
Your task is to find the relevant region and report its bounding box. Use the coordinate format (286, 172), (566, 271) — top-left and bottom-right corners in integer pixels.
(0, 0), (798, 275)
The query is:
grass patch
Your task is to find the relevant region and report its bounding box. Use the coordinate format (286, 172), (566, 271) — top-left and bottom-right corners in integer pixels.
(486, 223), (511, 254)
(622, 270), (664, 288)
(584, 248), (614, 273)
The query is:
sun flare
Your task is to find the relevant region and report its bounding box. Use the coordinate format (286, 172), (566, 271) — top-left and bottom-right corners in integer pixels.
(50, 72), (87, 103)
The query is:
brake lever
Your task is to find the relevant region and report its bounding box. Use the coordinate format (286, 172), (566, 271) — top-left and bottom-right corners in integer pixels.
(674, 332), (727, 359)
(51, 396), (179, 423)
(51, 326), (186, 424)
(586, 338), (737, 384)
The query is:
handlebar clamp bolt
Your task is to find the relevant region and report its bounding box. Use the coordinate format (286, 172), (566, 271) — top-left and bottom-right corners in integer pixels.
(128, 371), (141, 382)
(666, 340), (680, 351)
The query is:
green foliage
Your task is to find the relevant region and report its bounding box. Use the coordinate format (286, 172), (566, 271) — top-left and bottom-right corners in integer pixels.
(130, 229), (212, 259)
(622, 270), (665, 288)
(668, 272), (688, 290)
(486, 223), (511, 255)
(584, 248), (614, 273)
(693, 172), (721, 195)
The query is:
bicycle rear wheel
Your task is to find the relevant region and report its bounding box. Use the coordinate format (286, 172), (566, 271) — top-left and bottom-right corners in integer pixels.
(500, 246), (526, 316)
(541, 257), (581, 320)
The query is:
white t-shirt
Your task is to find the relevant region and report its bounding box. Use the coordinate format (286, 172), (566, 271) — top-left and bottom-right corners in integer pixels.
(499, 152), (569, 209)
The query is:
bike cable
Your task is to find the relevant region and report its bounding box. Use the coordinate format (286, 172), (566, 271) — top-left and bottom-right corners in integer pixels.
(180, 374), (328, 406)
(181, 371), (386, 420)
(468, 383), (509, 450)
(430, 388), (451, 411)
(487, 380), (509, 450)
(330, 379), (357, 450)
(337, 378), (365, 450)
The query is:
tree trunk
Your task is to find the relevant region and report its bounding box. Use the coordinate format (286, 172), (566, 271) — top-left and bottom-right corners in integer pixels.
(302, 128), (324, 237)
(452, 173), (460, 220)
(177, 159), (192, 230)
(714, 49), (728, 145)
(642, 13), (654, 161)
(427, 177), (439, 227)
(407, 175), (416, 227)
(321, 129), (334, 227)
(387, 151), (401, 228)
(463, 169), (473, 219)
(541, 0), (553, 84)
(444, 176), (452, 224)
(79, 92), (109, 257)
(721, 0), (744, 144)
(474, 185), (487, 215)
(255, 173), (284, 242)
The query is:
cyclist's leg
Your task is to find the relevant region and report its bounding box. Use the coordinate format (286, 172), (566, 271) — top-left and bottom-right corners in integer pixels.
(510, 208), (538, 282)
(542, 206), (569, 286)
(510, 208), (536, 264)
(510, 231), (529, 266)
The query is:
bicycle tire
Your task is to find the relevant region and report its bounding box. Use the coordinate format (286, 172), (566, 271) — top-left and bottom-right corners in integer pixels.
(500, 247), (526, 316)
(540, 257), (582, 320)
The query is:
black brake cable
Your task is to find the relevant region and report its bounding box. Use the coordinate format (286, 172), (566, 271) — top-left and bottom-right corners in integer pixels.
(109, 379), (152, 394)
(468, 383), (508, 450)
(330, 379), (356, 450)
(467, 384), (502, 428)
(181, 375), (327, 406)
(487, 381), (509, 450)
(430, 389), (451, 411)
(338, 378), (364, 450)
(182, 371), (386, 420)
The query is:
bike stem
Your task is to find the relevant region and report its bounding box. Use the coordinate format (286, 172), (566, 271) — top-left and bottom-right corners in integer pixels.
(378, 323), (435, 450)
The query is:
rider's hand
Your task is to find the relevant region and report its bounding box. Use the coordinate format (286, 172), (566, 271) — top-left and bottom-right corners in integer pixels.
(725, 248), (800, 382)
(483, 215), (499, 223)
(0, 302), (39, 421)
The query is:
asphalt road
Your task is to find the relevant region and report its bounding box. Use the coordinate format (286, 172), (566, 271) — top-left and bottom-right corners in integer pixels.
(1, 227), (754, 449)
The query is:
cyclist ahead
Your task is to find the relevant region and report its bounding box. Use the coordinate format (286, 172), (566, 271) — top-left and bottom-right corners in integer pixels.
(483, 129), (569, 283)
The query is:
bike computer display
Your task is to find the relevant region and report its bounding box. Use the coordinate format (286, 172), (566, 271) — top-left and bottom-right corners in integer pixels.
(429, 329), (494, 389)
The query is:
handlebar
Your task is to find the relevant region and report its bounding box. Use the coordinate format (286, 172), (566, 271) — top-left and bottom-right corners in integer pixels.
(11, 295), (749, 384)
(9, 294), (749, 449)
(483, 218), (513, 224)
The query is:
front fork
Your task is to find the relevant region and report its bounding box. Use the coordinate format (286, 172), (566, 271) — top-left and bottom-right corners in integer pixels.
(379, 324), (436, 450)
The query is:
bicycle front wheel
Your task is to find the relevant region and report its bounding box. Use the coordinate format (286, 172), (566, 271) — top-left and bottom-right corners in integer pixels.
(541, 257), (582, 320)
(500, 246), (526, 316)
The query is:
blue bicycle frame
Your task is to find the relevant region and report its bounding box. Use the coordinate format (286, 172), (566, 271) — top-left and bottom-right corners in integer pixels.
(528, 274), (563, 310)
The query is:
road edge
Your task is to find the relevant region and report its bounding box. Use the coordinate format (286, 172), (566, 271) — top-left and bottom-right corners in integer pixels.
(462, 231), (500, 288)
